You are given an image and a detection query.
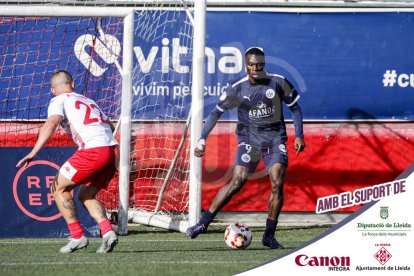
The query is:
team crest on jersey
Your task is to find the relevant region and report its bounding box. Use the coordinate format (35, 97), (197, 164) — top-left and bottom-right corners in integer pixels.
(220, 92), (227, 101)
(241, 153), (251, 163)
(266, 89), (275, 99)
(279, 144), (287, 154)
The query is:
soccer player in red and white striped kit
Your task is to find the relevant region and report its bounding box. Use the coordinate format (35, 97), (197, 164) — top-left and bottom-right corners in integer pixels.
(17, 69), (118, 253)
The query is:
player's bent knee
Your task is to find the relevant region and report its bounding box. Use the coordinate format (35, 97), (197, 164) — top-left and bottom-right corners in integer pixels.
(228, 176), (248, 193)
(270, 183), (284, 196)
(232, 166), (249, 181)
(233, 173), (248, 184)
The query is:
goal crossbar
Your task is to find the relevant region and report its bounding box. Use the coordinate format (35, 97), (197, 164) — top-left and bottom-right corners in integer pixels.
(0, 6), (134, 17)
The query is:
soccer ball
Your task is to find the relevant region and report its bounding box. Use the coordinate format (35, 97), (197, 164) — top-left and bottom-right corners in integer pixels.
(224, 223), (252, 249)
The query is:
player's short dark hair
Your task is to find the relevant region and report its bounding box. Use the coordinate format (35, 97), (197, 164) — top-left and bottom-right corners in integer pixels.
(50, 69), (73, 83)
(244, 47), (265, 57)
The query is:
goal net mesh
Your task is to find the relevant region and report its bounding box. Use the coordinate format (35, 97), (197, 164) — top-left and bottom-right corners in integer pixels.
(0, 15), (124, 218)
(0, 1), (195, 230)
(126, 4), (193, 225)
(0, 16), (123, 151)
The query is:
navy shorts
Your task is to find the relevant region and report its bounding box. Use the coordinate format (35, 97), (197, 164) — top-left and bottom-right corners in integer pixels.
(235, 141), (288, 173)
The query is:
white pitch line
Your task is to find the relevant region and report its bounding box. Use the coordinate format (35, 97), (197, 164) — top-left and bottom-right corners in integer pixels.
(0, 239), (226, 244)
(0, 241), (64, 244)
(0, 260), (260, 266)
(119, 239), (226, 242)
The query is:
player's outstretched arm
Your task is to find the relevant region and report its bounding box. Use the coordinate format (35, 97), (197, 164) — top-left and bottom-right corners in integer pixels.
(16, 115), (62, 167)
(193, 107), (224, 158)
(289, 103), (305, 155)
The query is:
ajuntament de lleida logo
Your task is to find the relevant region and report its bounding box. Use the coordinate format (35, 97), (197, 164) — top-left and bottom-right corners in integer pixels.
(380, 206), (389, 219)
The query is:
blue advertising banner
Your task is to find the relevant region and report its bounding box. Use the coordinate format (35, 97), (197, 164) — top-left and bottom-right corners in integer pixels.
(130, 10), (414, 121)
(0, 147), (100, 238)
(0, 17), (122, 120)
(203, 11), (414, 121)
(1, 11), (414, 121)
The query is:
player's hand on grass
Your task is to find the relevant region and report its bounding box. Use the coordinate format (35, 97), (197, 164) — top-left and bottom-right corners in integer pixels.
(294, 137), (306, 156)
(194, 139), (206, 157)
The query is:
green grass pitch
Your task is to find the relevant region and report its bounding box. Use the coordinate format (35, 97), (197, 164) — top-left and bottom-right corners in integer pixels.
(0, 224), (330, 276)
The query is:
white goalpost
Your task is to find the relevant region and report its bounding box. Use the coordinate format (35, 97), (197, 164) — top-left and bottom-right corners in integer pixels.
(125, 1), (206, 233)
(0, 0), (205, 235)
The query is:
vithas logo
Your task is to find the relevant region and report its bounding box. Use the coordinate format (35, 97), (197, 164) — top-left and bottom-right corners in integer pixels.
(75, 34), (245, 77)
(74, 34), (121, 77)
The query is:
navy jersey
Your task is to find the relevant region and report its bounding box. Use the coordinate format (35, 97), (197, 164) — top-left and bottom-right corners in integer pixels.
(217, 72), (300, 147)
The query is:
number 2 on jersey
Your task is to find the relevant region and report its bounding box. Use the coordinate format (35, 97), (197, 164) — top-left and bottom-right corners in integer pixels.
(75, 100), (106, 125)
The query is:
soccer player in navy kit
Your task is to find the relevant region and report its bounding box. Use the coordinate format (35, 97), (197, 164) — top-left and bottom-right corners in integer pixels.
(186, 47), (306, 249)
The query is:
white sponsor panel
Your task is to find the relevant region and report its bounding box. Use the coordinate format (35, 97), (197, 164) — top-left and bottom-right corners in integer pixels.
(238, 172), (414, 275)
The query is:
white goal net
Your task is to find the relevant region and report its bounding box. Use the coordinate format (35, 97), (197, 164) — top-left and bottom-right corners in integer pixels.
(121, 2), (202, 233)
(0, 0), (205, 235)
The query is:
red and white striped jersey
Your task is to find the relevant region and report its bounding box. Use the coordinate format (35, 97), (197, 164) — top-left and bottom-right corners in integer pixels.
(48, 92), (118, 149)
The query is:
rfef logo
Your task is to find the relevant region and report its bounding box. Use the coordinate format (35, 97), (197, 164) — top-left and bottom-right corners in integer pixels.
(13, 160), (62, 221)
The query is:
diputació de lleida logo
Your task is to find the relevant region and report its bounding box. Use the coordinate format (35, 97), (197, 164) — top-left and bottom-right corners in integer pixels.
(380, 206), (389, 219)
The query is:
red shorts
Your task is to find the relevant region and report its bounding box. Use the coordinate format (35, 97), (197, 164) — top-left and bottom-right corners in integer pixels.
(60, 146), (117, 189)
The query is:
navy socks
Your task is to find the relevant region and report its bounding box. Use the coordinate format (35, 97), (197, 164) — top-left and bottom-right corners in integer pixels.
(199, 210), (215, 226)
(265, 218), (278, 236)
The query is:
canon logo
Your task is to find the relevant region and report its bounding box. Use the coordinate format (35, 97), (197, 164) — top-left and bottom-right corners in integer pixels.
(295, 254), (350, 267)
